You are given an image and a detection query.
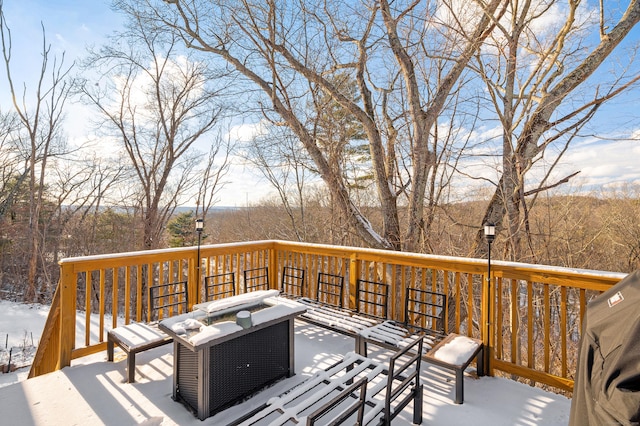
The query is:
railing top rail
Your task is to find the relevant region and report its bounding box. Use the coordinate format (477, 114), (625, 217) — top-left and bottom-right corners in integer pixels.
(272, 240), (626, 283)
(59, 241), (277, 271)
(272, 240), (488, 267)
(60, 240), (277, 264)
(59, 239), (626, 289)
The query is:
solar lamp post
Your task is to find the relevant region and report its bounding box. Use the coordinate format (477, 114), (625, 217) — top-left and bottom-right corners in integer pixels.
(484, 223), (495, 375)
(195, 218), (204, 302)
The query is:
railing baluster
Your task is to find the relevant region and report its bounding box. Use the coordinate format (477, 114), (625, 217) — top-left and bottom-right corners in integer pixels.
(99, 269), (105, 343)
(544, 284), (550, 373)
(124, 266), (131, 324)
(112, 268), (119, 330)
(455, 272), (461, 331)
(466, 273), (473, 336)
(136, 266), (142, 322)
(510, 278), (518, 365)
(561, 286), (568, 379)
(496, 277), (503, 360)
(85, 270), (91, 346)
(527, 281), (534, 370)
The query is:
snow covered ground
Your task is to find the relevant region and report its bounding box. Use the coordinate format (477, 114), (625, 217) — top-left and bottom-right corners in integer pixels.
(0, 299), (572, 425)
(0, 301), (50, 387)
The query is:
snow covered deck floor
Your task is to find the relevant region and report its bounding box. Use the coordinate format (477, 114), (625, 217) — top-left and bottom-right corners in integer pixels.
(0, 322), (570, 425)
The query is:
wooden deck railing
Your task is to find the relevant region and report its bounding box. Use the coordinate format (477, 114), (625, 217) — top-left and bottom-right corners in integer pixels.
(29, 240), (624, 393)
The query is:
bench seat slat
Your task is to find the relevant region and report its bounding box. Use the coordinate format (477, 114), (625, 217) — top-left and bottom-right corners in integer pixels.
(294, 276), (388, 339)
(298, 298), (380, 335)
(108, 322), (168, 350)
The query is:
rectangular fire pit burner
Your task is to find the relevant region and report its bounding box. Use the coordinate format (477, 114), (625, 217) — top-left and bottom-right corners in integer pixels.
(159, 290), (306, 420)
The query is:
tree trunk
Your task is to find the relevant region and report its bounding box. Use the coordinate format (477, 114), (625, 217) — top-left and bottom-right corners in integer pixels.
(475, 0), (640, 260)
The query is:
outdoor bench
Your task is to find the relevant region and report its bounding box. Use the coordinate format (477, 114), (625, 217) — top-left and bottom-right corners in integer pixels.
(355, 287), (484, 404)
(295, 272), (388, 338)
(241, 266), (388, 339)
(229, 334), (424, 425)
(107, 280), (187, 383)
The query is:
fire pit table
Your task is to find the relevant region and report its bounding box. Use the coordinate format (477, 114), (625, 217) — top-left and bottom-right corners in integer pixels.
(158, 290), (306, 420)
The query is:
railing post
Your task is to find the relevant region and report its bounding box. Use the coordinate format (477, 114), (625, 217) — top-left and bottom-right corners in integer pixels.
(58, 262), (77, 369)
(188, 250), (199, 309)
(269, 244), (278, 291)
(348, 253), (359, 310)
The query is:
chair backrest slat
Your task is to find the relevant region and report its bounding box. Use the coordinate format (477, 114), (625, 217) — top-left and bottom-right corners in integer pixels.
(204, 272), (236, 302)
(244, 267), (269, 292)
(404, 287), (446, 335)
(150, 280), (188, 322)
(355, 279), (389, 319)
(281, 266), (305, 298)
(384, 335), (423, 423)
(316, 272), (345, 308)
(306, 376), (368, 425)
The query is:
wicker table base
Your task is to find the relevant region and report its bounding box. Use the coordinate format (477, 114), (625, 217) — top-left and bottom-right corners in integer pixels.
(173, 319), (293, 419)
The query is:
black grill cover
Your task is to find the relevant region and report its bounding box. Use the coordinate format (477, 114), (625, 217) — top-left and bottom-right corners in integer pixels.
(569, 270), (640, 425)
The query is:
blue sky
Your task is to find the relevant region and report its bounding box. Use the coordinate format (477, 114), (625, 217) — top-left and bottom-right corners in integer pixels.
(0, 0), (271, 207)
(1, 0), (120, 63)
(0, 1), (123, 140)
(1, 1), (640, 206)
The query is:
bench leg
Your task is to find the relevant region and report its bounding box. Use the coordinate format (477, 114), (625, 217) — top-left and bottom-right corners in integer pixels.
(454, 368), (464, 404)
(477, 345), (486, 377)
(355, 335), (367, 356)
(413, 383), (423, 424)
(127, 352), (136, 383)
(107, 336), (114, 362)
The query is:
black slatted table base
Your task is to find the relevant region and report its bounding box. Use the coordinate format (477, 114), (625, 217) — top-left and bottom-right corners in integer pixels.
(209, 321), (289, 414)
(176, 344), (199, 414)
(176, 321), (291, 419)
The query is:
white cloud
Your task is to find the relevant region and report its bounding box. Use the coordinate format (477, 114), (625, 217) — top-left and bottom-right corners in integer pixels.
(227, 121), (269, 143)
(565, 138), (640, 187)
(445, 127), (640, 202)
(215, 163), (275, 207)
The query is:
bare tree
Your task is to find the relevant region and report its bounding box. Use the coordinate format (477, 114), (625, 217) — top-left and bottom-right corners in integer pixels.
(1, 2), (74, 301)
(0, 109), (23, 219)
(48, 153), (128, 260)
(193, 131), (231, 222)
(244, 124), (314, 242)
(117, 0), (506, 252)
(473, 0), (640, 261)
(115, 0), (640, 259)
(80, 22), (227, 249)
